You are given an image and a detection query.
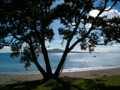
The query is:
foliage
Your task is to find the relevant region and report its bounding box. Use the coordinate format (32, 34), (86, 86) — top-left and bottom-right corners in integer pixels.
(0, 0), (120, 79)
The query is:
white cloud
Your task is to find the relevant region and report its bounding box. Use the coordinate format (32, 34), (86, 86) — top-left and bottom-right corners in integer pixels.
(89, 8), (120, 19)
(89, 9), (100, 18)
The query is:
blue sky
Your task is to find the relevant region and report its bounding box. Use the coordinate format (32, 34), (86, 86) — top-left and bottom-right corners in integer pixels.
(114, 2), (120, 11)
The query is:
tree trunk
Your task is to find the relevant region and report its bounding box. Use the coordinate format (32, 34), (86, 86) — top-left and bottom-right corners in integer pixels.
(29, 43), (48, 79)
(33, 25), (53, 77)
(54, 50), (68, 78)
(33, 59), (47, 79)
(41, 41), (53, 77)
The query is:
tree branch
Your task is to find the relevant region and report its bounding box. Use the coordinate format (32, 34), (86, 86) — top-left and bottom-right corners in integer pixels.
(54, 8), (86, 76)
(104, 0), (118, 11)
(68, 0), (113, 51)
(69, 25), (94, 51)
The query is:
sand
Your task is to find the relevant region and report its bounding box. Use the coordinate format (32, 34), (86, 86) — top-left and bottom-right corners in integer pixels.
(0, 68), (120, 85)
(61, 68), (120, 78)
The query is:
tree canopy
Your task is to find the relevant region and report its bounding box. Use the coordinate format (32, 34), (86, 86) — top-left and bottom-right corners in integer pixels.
(0, 0), (120, 80)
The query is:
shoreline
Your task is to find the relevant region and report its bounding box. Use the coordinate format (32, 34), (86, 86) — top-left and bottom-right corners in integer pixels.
(0, 65), (120, 75)
(61, 67), (120, 78)
(0, 67), (120, 85)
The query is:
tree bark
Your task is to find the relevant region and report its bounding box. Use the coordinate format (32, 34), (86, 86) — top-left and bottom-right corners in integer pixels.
(33, 25), (53, 77)
(29, 43), (47, 79)
(33, 58), (47, 79)
(54, 49), (69, 78)
(41, 41), (53, 77)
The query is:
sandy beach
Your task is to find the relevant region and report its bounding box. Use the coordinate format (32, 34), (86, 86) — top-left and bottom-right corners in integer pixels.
(61, 68), (120, 78)
(0, 68), (120, 85)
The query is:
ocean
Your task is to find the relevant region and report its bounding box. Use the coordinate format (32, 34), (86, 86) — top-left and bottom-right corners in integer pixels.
(0, 52), (120, 74)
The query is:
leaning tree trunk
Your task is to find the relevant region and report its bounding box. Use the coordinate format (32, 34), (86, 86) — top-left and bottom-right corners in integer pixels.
(33, 25), (53, 79)
(41, 41), (53, 78)
(33, 58), (47, 79)
(54, 50), (68, 78)
(29, 43), (48, 79)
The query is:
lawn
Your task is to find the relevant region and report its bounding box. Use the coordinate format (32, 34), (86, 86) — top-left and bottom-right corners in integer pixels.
(0, 75), (120, 90)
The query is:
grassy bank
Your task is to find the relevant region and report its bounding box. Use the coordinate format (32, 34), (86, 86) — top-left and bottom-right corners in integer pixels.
(0, 75), (120, 90)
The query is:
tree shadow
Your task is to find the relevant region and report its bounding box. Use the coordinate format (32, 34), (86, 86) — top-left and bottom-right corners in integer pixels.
(0, 77), (120, 90)
(0, 79), (46, 90)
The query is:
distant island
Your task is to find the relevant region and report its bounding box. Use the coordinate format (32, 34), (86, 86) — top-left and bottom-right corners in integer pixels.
(47, 48), (82, 53)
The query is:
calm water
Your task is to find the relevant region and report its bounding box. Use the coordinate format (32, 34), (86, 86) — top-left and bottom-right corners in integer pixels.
(0, 52), (120, 74)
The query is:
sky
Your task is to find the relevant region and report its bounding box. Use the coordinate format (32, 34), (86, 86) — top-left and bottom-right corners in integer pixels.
(0, 0), (120, 52)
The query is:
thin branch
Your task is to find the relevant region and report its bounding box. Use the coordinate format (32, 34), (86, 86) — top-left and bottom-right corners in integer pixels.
(104, 0), (118, 11)
(12, 34), (26, 42)
(69, 25), (94, 51)
(65, 8), (86, 51)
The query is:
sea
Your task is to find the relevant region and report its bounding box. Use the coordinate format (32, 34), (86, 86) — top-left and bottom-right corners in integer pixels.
(0, 50), (120, 75)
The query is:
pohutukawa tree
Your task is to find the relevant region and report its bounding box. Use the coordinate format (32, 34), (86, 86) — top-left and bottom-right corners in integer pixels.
(0, 0), (120, 80)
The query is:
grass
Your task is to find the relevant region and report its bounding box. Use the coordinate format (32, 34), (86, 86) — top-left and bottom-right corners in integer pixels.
(99, 75), (120, 86)
(0, 75), (120, 90)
